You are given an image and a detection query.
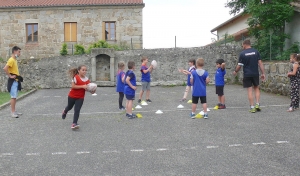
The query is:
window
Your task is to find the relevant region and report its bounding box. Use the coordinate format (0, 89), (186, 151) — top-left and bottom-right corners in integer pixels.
(103, 22), (116, 41)
(26, 24), (38, 42)
(64, 22), (77, 42)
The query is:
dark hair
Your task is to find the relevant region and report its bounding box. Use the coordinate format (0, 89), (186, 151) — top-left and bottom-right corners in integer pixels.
(12, 46), (21, 54)
(243, 40), (251, 46)
(296, 54), (300, 62)
(68, 65), (86, 78)
(291, 53), (297, 58)
(196, 58), (204, 67)
(127, 61), (135, 69)
(118, 61), (125, 69)
(188, 59), (196, 66)
(141, 56), (148, 62)
(216, 59), (225, 64)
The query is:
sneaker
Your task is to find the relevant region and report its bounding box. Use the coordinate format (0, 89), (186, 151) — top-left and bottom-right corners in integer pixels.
(180, 98), (186, 102)
(218, 104), (226, 109)
(11, 112), (19, 118)
(15, 111), (22, 115)
(255, 104), (261, 111)
(62, 110), (67, 119)
(119, 107), (125, 110)
(287, 107), (294, 112)
(71, 123), (79, 129)
(138, 99), (141, 103)
(127, 114), (136, 119)
(190, 113), (195, 119)
(204, 114), (208, 119)
(146, 99), (152, 103)
(249, 107), (256, 113)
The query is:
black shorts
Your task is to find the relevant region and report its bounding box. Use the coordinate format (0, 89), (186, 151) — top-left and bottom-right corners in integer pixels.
(215, 86), (224, 96)
(243, 76), (259, 88)
(192, 96), (207, 104)
(125, 94), (135, 100)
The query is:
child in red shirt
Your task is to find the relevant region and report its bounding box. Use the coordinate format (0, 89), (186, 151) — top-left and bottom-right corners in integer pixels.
(62, 65), (94, 129)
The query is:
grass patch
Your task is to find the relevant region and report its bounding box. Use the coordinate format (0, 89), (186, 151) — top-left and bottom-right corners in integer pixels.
(0, 91), (28, 105)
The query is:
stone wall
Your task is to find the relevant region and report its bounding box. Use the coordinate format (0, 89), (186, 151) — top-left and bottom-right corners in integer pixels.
(0, 5), (143, 60)
(0, 45), (293, 96)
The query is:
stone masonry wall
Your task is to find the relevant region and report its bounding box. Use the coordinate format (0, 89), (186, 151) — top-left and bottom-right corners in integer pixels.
(0, 5), (143, 60)
(0, 45), (293, 96)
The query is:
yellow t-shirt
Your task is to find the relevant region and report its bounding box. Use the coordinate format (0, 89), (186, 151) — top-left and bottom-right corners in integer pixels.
(6, 57), (19, 76)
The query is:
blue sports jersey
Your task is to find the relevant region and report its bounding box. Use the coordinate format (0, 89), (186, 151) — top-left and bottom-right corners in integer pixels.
(116, 70), (125, 92)
(141, 65), (151, 82)
(191, 69), (209, 97)
(187, 66), (195, 86)
(215, 67), (226, 86)
(124, 70), (136, 96)
(238, 48), (261, 77)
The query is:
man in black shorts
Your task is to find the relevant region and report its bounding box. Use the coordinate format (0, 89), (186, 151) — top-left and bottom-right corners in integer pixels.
(233, 40), (265, 113)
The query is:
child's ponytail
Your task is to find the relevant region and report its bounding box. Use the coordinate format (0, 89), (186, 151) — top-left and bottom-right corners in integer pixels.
(68, 65), (85, 78)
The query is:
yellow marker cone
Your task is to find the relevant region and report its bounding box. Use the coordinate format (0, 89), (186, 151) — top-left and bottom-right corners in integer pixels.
(136, 113), (143, 118)
(213, 105), (219, 110)
(195, 114), (203, 118)
(187, 100), (192, 104)
(132, 108), (135, 111)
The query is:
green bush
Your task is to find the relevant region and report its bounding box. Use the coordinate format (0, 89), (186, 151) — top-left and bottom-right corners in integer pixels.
(60, 43), (68, 56)
(0, 57), (4, 63)
(74, 44), (85, 55)
(275, 42), (300, 60)
(86, 40), (130, 53)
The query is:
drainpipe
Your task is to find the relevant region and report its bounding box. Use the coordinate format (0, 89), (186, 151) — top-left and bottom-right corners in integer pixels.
(211, 31), (219, 41)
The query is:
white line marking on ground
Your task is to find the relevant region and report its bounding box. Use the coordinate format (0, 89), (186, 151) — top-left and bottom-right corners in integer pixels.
(277, 141), (289, 144)
(130, 149), (144, 152)
(103, 150), (120, 153)
(1, 153), (14, 156)
(156, 148), (168, 151)
(26, 153), (40, 156)
(206, 146), (219, 149)
(252, 142), (266, 145)
(43, 96), (50, 98)
(229, 144), (243, 147)
(52, 152), (67, 155)
(76, 151), (91, 154)
(54, 96), (61, 98)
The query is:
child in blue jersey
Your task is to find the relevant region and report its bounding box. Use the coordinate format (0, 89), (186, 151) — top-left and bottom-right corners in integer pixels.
(215, 59), (226, 109)
(178, 59), (196, 102)
(190, 58), (210, 119)
(116, 61), (126, 110)
(138, 56), (153, 103)
(124, 61), (137, 119)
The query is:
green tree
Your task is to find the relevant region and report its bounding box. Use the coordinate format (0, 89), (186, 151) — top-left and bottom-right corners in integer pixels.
(225, 0), (297, 60)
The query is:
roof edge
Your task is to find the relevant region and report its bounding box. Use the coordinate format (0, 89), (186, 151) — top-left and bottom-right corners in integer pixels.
(0, 3), (145, 9)
(210, 12), (246, 32)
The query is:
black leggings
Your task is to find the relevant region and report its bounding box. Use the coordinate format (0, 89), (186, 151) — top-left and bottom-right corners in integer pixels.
(64, 96), (84, 124)
(119, 92), (124, 108)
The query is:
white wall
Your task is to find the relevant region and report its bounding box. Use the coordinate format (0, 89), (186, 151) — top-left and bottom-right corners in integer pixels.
(217, 15), (250, 39)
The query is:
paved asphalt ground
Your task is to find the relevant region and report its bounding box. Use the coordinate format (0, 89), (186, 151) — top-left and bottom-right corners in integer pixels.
(1, 85), (300, 176)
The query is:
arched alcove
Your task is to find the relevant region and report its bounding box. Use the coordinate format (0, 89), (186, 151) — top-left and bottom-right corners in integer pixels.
(91, 48), (115, 86)
(96, 54), (110, 81)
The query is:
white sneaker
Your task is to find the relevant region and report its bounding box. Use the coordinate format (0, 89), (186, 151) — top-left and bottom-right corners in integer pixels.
(15, 111), (22, 115)
(11, 112), (19, 118)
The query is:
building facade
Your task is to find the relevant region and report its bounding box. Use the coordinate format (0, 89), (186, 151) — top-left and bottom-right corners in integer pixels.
(0, 0), (144, 59)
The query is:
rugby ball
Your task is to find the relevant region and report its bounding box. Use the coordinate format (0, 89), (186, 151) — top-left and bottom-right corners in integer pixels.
(151, 60), (158, 69)
(87, 83), (97, 93)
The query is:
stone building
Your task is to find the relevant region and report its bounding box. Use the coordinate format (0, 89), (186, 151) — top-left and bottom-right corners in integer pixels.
(0, 0), (144, 59)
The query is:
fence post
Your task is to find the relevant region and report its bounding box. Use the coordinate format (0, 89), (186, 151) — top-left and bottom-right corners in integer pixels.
(131, 38), (133, 50)
(72, 44), (73, 55)
(175, 36), (176, 48)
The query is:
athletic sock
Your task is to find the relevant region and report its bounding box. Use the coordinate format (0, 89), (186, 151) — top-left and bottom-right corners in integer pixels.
(250, 106), (255, 109)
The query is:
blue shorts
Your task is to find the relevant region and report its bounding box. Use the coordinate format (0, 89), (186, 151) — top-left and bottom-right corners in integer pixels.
(10, 81), (18, 98)
(125, 94), (135, 100)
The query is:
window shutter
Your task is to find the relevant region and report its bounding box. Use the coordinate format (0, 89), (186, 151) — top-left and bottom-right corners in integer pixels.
(71, 23), (77, 42)
(64, 23), (70, 42)
(102, 22), (106, 40)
